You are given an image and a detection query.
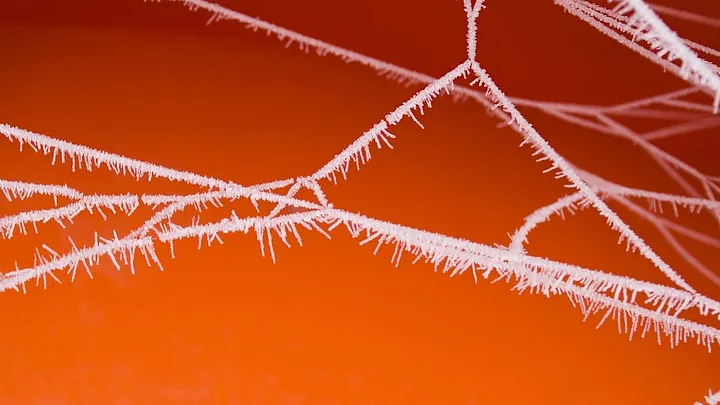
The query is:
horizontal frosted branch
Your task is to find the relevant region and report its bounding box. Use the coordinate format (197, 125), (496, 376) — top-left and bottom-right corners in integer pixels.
(141, 187), (322, 212)
(594, 181), (720, 214)
(0, 124), (240, 189)
(515, 270), (720, 350)
(0, 194), (139, 239)
(154, 206), (720, 325)
(0, 179), (83, 202)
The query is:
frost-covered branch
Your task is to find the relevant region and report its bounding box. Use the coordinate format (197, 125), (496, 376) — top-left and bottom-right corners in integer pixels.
(555, 0), (720, 110)
(0, 233), (160, 292)
(509, 171), (720, 288)
(469, 62), (700, 294)
(0, 193), (139, 239)
(151, 205), (720, 346)
(696, 390), (720, 405)
(649, 3), (720, 29)
(310, 61), (471, 183)
(511, 87), (720, 225)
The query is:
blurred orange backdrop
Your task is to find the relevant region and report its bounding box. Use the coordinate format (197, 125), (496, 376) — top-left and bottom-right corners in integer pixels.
(1, 0), (719, 404)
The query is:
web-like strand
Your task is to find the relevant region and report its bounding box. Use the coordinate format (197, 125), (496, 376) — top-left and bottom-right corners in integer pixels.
(2, 0), (719, 402)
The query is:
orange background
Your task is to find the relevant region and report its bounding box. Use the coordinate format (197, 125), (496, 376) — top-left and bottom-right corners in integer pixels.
(1, 0), (720, 403)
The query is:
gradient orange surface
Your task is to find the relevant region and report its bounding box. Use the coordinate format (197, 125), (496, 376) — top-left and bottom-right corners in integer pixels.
(1, 0), (720, 404)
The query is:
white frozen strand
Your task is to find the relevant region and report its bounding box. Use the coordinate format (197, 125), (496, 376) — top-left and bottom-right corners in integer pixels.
(312, 123), (386, 182)
(697, 390), (720, 405)
(159, 0), (525, 130)
(682, 38), (720, 60)
(156, 206), (329, 245)
(556, 0), (711, 97)
(141, 185), (322, 213)
(0, 194), (139, 239)
(303, 179), (330, 207)
(641, 116), (720, 141)
(658, 98), (715, 115)
(617, 195), (720, 289)
(649, 3), (720, 29)
(509, 192), (584, 253)
(385, 62), (471, 126)
(470, 63), (700, 294)
(607, 0), (720, 111)
(152, 0), (439, 90)
(252, 177), (296, 191)
(0, 179), (83, 202)
(151, 202), (720, 323)
(592, 178), (720, 214)
(463, 0), (484, 61)
(593, 114), (720, 225)
(265, 177), (332, 219)
(607, 86), (701, 113)
(619, 197), (720, 249)
(525, 272), (720, 350)
(332, 209), (720, 321)
(568, 0), (720, 69)
(0, 124), (244, 190)
(0, 235), (156, 292)
(312, 62), (471, 183)
(149, 0), (522, 142)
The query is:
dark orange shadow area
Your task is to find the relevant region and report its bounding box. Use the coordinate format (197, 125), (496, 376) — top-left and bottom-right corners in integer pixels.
(1, 1), (720, 404)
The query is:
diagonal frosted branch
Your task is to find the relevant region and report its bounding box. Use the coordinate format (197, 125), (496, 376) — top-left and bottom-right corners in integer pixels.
(0, 234), (159, 292)
(0, 194), (139, 239)
(515, 270), (720, 350)
(619, 199), (720, 249)
(608, 0), (720, 110)
(311, 61), (472, 183)
(510, 167), (720, 288)
(570, 1), (720, 68)
(595, 114), (716, 206)
(150, 0), (523, 132)
(0, 179), (83, 202)
(613, 196), (720, 289)
(469, 62), (699, 293)
(641, 116), (720, 141)
(509, 176), (720, 253)
(141, 188), (322, 213)
(149, 0), (436, 87)
(659, 98), (716, 114)
(556, 0), (719, 103)
(648, 3), (720, 30)
(134, 188), (322, 240)
(605, 86), (702, 113)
